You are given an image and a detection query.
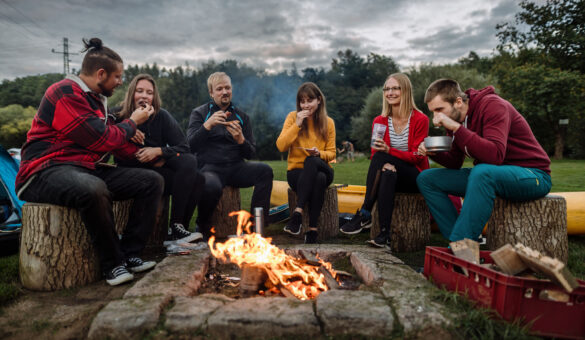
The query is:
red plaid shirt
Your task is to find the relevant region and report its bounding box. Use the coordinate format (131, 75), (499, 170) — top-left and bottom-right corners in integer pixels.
(15, 76), (139, 192)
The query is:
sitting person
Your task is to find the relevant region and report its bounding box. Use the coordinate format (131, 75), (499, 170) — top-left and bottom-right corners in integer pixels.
(276, 82), (336, 243)
(340, 73), (429, 248)
(15, 38), (162, 286)
(114, 74), (205, 245)
(416, 79), (551, 242)
(187, 72), (273, 236)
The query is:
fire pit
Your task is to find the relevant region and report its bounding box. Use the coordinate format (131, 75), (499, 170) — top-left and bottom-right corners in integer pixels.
(207, 211), (359, 300)
(88, 211), (453, 339)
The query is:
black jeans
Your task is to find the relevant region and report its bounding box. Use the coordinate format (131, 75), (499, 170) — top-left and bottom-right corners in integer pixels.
(197, 161), (273, 227)
(149, 154), (205, 228)
(363, 152), (419, 230)
(287, 156), (334, 229)
(20, 164), (164, 272)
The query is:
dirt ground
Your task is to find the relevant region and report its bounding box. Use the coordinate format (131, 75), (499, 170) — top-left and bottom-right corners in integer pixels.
(0, 229), (307, 340)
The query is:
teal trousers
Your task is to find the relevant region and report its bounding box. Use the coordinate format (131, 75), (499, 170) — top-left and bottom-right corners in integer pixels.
(416, 164), (551, 241)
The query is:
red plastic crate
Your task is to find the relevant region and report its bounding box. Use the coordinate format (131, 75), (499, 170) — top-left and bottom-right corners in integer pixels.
(423, 246), (585, 339)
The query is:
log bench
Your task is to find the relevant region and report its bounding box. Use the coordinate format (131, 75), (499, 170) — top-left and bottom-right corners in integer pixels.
(486, 194), (568, 262)
(287, 186), (338, 241)
(208, 186), (241, 238)
(369, 193), (431, 252)
(19, 196), (169, 291)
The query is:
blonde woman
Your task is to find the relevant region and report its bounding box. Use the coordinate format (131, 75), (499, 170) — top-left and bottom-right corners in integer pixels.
(276, 82), (336, 243)
(340, 73), (429, 248)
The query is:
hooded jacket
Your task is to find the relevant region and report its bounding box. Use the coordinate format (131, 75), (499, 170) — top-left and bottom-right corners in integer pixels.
(431, 86), (551, 174)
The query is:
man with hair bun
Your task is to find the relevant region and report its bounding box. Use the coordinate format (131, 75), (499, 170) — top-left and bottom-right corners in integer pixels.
(416, 79), (551, 242)
(16, 38), (163, 286)
(187, 72), (273, 236)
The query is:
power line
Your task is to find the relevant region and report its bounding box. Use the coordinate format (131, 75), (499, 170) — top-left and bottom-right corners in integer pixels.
(52, 38), (79, 75)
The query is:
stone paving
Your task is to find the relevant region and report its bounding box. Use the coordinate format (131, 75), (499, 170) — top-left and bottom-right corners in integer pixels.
(88, 244), (454, 339)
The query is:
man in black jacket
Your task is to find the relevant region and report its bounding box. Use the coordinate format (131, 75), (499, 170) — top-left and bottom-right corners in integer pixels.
(187, 72), (273, 235)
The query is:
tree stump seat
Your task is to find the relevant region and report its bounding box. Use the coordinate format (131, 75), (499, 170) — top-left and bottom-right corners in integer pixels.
(486, 194), (568, 262)
(287, 186), (339, 241)
(19, 196), (169, 291)
(209, 186), (241, 238)
(370, 193), (431, 253)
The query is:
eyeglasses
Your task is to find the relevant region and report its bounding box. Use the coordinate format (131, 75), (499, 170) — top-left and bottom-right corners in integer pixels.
(383, 86), (401, 92)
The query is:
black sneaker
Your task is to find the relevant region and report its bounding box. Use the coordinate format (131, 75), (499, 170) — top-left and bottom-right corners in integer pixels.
(126, 257), (157, 273)
(367, 229), (390, 248)
(105, 265), (134, 286)
(304, 230), (318, 244)
(340, 210), (372, 235)
(284, 212), (302, 235)
(164, 223), (203, 246)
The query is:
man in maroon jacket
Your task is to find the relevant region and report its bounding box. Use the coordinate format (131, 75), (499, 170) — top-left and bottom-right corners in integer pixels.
(15, 38), (163, 286)
(416, 79), (551, 242)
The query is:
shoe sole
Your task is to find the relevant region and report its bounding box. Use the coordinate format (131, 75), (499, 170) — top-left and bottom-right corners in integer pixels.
(366, 239), (386, 248)
(340, 227), (363, 235)
(283, 226), (302, 235)
(106, 272), (134, 286)
(128, 261), (156, 273)
(163, 232), (203, 246)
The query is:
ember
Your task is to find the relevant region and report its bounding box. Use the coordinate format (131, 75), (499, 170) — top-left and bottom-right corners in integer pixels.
(208, 210), (337, 300)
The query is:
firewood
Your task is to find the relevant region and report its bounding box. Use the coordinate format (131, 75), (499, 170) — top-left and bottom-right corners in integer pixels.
(450, 238), (480, 264)
(515, 243), (579, 293)
(318, 267), (340, 290)
(280, 285), (297, 299)
(490, 244), (528, 275)
(539, 290), (570, 302)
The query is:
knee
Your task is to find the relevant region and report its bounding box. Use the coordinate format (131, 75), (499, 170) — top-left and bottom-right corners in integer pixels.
(203, 172), (223, 198)
(416, 168), (437, 189)
(256, 163), (274, 183)
(468, 164), (493, 184)
(144, 170), (165, 195)
(77, 177), (110, 206)
(303, 156), (320, 169)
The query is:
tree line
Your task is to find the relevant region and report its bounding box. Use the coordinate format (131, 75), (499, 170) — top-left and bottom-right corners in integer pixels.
(1, 0), (584, 160)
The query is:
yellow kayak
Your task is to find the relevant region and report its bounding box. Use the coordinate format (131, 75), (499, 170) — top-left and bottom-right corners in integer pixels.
(270, 181), (585, 235)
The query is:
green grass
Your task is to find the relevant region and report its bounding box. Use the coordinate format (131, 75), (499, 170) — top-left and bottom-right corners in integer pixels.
(0, 254), (21, 306)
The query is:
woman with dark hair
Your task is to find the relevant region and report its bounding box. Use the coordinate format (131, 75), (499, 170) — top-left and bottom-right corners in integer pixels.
(276, 82), (336, 243)
(340, 73), (429, 248)
(115, 74), (204, 245)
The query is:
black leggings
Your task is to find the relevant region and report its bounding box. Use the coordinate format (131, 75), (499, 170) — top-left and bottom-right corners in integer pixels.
(362, 152), (419, 230)
(287, 156), (334, 228)
(151, 153), (205, 228)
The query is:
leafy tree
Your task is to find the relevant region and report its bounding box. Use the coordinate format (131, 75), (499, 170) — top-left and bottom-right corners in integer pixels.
(350, 88), (383, 151)
(496, 0), (585, 73)
(498, 63), (585, 159)
(0, 104), (35, 148)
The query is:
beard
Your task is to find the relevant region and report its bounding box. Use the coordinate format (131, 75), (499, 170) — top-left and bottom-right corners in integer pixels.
(98, 81), (115, 97)
(449, 105), (463, 123)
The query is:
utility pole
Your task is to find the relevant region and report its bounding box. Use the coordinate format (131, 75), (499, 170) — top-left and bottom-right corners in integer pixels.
(52, 37), (78, 75)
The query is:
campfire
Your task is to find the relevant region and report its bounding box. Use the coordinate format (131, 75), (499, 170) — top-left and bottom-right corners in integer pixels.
(208, 211), (340, 300)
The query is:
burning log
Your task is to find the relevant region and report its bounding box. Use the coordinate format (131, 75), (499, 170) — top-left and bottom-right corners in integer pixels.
(240, 265), (267, 297)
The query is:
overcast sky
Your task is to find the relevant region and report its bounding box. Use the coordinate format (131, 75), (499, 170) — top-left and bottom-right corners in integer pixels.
(0, 0), (521, 81)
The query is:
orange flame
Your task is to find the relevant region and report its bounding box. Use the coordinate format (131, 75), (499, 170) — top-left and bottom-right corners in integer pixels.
(208, 210), (331, 300)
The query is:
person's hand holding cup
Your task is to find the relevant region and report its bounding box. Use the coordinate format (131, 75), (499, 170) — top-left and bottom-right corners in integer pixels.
(371, 123), (386, 148)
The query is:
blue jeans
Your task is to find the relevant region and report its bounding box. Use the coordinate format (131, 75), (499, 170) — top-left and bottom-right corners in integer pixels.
(416, 164), (551, 241)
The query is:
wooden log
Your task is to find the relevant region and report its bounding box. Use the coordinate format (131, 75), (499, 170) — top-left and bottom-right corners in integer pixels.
(486, 195), (568, 262)
(19, 199), (157, 291)
(20, 203), (101, 291)
(239, 265), (267, 297)
(450, 239), (480, 264)
(210, 186), (241, 238)
(515, 243), (578, 293)
(287, 186), (338, 241)
(489, 244), (528, 275)
(370, 193), (430, 252)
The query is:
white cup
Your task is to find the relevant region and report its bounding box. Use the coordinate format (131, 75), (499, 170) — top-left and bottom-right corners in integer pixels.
(371, 123), (386, 147)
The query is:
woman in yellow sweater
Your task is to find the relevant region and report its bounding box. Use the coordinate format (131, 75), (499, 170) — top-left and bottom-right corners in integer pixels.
(276, 82), (336, 243)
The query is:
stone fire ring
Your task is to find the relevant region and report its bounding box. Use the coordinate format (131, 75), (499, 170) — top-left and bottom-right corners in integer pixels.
(88, 244), (453, 339)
